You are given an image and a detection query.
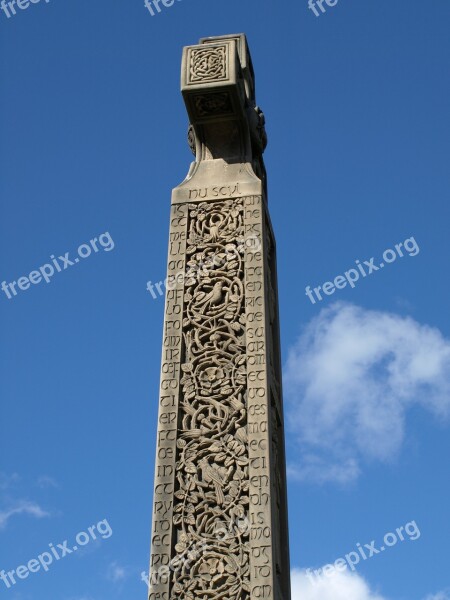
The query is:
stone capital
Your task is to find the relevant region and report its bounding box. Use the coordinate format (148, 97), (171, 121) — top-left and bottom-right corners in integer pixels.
(178, 34), (267, 189)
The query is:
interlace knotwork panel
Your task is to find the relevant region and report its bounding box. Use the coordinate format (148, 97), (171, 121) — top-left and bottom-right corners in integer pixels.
(171, 199), (250, 600)
(189, 45), (228, 83)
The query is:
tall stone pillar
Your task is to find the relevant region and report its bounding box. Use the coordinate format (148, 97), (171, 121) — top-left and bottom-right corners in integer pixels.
(148, 34), (291, 600)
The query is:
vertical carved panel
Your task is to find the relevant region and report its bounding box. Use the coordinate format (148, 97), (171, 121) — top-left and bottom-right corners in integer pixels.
(170, 198), (250, 600)
(150, 196), (289, 600)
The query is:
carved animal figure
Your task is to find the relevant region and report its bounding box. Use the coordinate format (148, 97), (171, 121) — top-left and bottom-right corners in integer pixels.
(199, 457), (227, 505)
(196, 281), (224, 309)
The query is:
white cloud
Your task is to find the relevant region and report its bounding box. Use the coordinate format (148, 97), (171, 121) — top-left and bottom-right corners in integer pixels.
(106, 561), (128, 583)
(284, 303), (450, 483)
(424, 592), (450, 600)
(291, 568), (387, 600)
(37, 475), (60, 489)
(0, 499), (50, 530)
(0, 473), (20, 491)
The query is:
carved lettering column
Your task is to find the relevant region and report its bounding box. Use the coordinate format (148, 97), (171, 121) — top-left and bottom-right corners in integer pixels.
(148, 34), (291, 600)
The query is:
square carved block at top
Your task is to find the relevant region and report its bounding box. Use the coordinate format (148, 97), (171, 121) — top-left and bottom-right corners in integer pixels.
(181, 40), (244, 125)
(199, 34), (255, 99)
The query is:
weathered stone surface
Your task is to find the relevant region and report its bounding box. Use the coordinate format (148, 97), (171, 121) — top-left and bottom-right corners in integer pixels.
(148, 34), (291, 600)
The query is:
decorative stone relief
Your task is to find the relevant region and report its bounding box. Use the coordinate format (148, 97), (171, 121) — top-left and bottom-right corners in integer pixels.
(188, 45), (228, 84)
(170, 199), (250, 600)
(193, 93), (233, 118)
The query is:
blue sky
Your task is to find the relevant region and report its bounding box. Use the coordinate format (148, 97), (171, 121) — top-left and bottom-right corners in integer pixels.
(0, 0), (449, 599)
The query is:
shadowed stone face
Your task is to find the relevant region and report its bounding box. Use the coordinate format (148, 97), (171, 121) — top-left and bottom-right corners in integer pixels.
(148, 34), (291, 600)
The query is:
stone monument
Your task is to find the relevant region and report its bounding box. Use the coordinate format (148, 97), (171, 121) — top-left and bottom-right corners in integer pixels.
(148, 34), (291, 600)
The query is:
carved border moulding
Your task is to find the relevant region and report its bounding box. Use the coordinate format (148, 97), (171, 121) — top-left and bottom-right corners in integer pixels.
(243, 195), (276, 600)
(149, 203), (188, 600)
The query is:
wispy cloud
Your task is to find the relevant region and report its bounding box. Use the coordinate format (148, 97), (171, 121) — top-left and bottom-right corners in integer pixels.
(106, 561), (129, 583)
(424, 592), (450, 600)
(37, 475), (60, 489)
(291, 568), (386, 599)
(0, 472), (20, 491)
(0, 500), (50, 530)
(284, 303), (450, 484)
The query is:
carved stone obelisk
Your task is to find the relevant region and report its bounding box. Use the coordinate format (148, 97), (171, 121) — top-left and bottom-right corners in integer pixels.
(148, 34), (291, 600)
